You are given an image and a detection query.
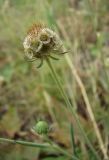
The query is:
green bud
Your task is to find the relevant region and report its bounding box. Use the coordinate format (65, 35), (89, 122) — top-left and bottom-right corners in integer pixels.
(34, 121), (49, 135)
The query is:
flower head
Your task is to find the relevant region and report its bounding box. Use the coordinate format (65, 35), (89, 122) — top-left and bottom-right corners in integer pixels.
(33, 121), (49, 135)
(23, 23), (66, 67)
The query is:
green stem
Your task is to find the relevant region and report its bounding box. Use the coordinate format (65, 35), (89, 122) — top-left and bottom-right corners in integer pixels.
(43, 135), (79, 160)
(0, 138), (49, 148)
(53, 143), (78, 160)
(46, 57), (101, 160)
(0, 137), (77, 160)
(70, 123), (77, 157)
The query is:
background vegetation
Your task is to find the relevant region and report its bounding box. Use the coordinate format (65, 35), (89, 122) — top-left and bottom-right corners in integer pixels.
(0, 0), (109, 159)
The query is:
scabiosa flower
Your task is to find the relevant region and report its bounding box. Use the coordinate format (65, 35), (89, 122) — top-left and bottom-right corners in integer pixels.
(23, 23), (67, 68)
(33, 121), (49, 135)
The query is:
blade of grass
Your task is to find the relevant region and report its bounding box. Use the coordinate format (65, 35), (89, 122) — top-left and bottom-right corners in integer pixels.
(70, 123), (77, 156)
(0, 137), (79, 160)
(56, 19), (108, 160)
(0, 138), (50, 148)
(45, 57), (101, 160)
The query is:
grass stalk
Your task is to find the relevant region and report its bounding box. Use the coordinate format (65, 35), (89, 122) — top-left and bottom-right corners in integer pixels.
(43, 135), (79, 160)
(45, 57), (101, 160)
(56, 20), (108, 160)
(0, 137), (78, 160)
(0, 138), (49, 148)
(70, 123), (77, 156)
(65, 54), (108, 160)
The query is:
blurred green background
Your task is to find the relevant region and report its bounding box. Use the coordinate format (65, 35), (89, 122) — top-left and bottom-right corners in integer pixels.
(0, 0), (109, 159)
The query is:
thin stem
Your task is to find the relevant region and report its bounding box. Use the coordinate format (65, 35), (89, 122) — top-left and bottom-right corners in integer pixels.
(70, 123), (77, 156)
(53, 144), (78, 160)
(0, 138), (49, 148)
(0, 137), (77, 160)
(65, 54), (108, 160)
(43, 135), (79, 160)
(100, 51), (109, 90)
(57, 20), (108, 159)
(46, 57), (101, 160)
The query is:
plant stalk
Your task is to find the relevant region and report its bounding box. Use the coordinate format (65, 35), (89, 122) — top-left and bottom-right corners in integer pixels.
(0, 138), (49, 148)
(43, 135), (79, 160)
(46, 57), (101, 160)
(0, 137), (78, 160)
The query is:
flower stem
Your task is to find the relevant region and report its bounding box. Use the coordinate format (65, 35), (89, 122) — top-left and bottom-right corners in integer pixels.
(0, 138), (49, 148)
(0, 137), (77, 160)
(46, 57), (101, 160)
(43, 135), (79, 160)
(52, 143), (78, 160)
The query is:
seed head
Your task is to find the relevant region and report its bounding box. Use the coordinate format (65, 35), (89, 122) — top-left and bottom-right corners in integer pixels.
(23, 23), (66, 67)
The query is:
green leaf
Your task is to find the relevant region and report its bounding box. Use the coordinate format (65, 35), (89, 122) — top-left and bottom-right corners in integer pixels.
(70, 124), (77, 156)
